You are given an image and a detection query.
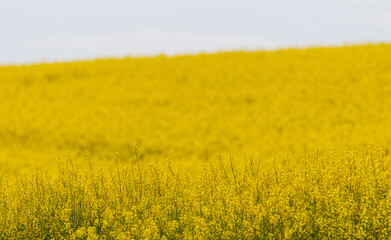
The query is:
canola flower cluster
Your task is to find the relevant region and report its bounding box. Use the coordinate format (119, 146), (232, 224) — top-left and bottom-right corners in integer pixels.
(0, 146), (390, 239)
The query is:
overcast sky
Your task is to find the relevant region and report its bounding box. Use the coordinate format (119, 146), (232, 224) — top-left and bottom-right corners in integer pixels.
(1, 0), (391, 65)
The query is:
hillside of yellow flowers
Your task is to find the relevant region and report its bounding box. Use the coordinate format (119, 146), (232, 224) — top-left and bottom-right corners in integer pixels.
(1, 44), (391, 173)
(1, 43), (391, 238)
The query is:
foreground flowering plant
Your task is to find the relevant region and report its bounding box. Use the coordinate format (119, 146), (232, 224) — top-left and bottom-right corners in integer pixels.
(1, 146), (390, 239)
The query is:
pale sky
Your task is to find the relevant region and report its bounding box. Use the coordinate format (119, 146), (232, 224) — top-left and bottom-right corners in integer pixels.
(1, 0), (391, 65)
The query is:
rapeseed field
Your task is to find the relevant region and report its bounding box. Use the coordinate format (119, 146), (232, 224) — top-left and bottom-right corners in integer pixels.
(1, 43), (391, 238)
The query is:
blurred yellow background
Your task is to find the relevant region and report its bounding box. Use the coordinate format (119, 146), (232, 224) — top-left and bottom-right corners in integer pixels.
(1, 44), (391, 174)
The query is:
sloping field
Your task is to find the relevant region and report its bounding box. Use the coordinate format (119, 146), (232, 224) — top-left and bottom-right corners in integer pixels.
(1, 44), (391, 238)
(1, 43), (391, 173)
